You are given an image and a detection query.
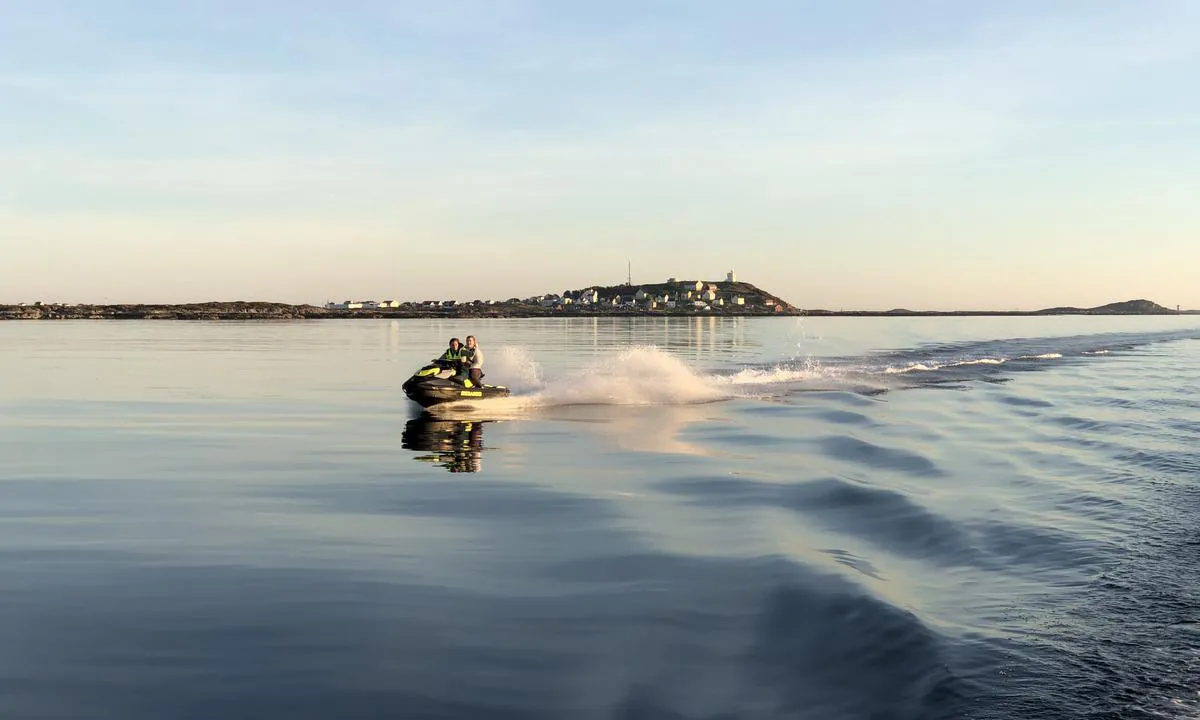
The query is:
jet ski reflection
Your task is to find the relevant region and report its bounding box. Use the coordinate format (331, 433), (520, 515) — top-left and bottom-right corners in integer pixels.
(401, 413), (489, 473)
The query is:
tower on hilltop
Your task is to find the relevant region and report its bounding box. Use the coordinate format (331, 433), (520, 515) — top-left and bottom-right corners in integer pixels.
(726, 269), (736, 283)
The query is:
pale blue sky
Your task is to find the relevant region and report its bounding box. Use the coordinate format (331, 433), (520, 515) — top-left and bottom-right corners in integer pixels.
(2, 1), (1198, 309)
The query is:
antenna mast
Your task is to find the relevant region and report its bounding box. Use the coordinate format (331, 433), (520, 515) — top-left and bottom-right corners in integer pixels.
(627, 258), (631, 286)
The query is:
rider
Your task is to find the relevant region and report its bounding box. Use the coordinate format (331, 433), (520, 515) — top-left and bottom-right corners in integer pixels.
(462, 335), (484, 387)
(437, 338), (467, 380)
(438, 337), (463, 362)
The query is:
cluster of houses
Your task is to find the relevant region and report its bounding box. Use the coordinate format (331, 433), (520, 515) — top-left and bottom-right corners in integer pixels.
(325, 298), (505, 310)
(527, 280), (754, 311)
(324, 299), (461, 310)
(325, 274), (783, 313)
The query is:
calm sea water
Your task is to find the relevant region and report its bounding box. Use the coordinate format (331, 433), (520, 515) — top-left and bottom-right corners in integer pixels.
(2, 316), (1198, 720)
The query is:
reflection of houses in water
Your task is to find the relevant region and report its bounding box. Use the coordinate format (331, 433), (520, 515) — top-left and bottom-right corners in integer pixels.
(581, 314), (750, 356)
(401, 414), (488, 473)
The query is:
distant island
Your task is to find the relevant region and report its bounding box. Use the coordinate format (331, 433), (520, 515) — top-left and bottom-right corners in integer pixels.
(803, 299), (1193, 317)
(1, 277), (1194, 320)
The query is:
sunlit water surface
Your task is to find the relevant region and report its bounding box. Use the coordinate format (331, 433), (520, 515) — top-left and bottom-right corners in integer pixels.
(2, 316), (1198, 719)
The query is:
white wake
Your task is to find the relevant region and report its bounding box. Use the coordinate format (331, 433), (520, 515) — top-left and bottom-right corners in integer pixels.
(428, 346), (834, 414)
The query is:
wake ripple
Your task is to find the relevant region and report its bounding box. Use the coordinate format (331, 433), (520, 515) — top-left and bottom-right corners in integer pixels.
(435, 329), (1200, 413)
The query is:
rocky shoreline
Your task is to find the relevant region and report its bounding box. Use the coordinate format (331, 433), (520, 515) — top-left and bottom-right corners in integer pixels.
(2, 279), (805, 320)
(0, 301), (802, 321)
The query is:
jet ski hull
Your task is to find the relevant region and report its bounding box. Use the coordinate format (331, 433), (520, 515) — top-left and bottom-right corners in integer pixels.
(402, 364), (509, 407)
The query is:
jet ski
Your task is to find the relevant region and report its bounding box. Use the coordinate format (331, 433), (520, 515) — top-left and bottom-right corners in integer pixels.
(401, 359), (510, 407)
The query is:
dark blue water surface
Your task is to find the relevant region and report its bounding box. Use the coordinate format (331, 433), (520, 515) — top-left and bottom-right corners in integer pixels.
(1, 317), (1197, 719)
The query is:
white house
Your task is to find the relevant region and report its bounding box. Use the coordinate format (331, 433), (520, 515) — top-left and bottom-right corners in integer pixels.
(378, 300), (401, 308)
(634, 288), (649, 301)
(701, 289), (717, 302)
(692, 280), (704, 292)
(733, 296), (745, 306)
